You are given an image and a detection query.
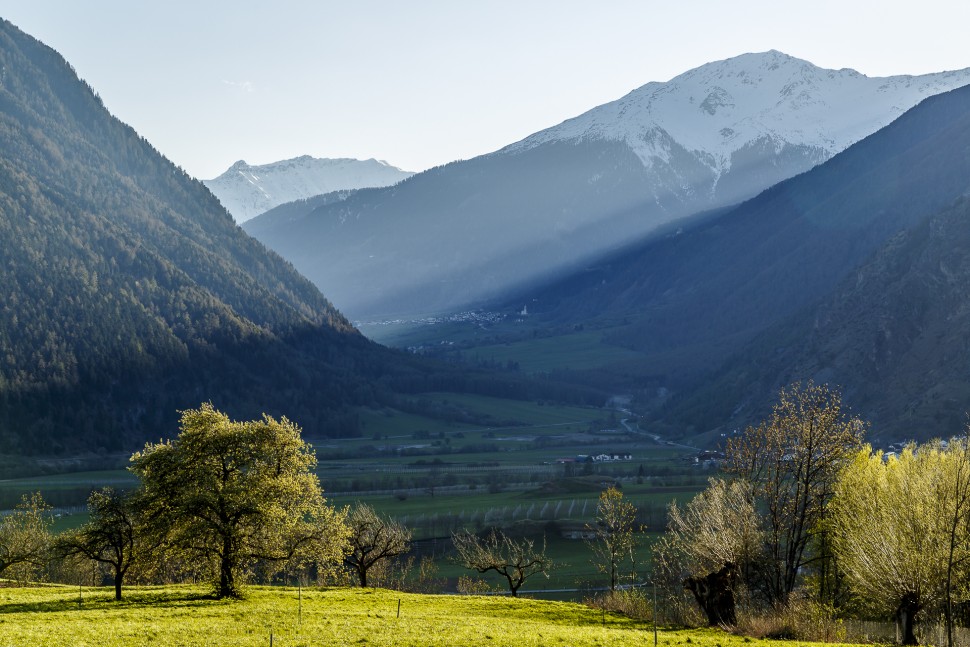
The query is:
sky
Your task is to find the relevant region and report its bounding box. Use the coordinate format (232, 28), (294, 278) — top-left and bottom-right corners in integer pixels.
(4, 1), (970, 180)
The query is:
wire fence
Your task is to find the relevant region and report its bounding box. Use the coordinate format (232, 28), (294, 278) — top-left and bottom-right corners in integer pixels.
(841, 619), (970, 646)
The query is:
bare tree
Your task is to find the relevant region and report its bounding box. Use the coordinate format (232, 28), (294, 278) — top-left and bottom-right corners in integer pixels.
(452, 529), (553, 597)
(725, 381), (864, 605)
(346, 503), (411, 587)
(655, 478), (763, 625)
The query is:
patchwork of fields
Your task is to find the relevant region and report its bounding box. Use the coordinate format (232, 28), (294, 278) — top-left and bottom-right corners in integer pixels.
(0, 394), (710, 596)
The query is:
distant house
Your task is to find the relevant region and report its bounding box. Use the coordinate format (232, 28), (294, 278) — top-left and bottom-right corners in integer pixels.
(692, 450), (725, 468)
(592, 452), (633, 462)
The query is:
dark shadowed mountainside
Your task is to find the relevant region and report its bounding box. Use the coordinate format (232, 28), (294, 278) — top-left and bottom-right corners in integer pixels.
(0, 20), (600, 456)
(670, 197), (970, 441)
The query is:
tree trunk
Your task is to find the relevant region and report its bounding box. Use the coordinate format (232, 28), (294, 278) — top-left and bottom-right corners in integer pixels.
(897, 592), (921, 646)
(219, 537), (235, 598)
(505, 573), (520, 597)
(114, 575), (122, 601)
(359, 565), (368, 588)
(685, 563), (739, 627)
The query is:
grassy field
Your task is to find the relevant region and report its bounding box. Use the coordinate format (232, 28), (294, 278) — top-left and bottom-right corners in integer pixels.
(0, 584), (864, 647)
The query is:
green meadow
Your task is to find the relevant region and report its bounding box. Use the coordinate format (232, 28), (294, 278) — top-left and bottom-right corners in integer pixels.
(0, 584), (864, 647)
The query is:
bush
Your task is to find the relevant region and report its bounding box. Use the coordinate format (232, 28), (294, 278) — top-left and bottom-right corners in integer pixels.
(584, 589), (653, 621)
(456, 575), (492, 595)
(734, 598), (846, 642)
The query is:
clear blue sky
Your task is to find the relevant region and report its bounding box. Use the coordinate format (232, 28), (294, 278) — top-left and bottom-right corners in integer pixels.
(4, 1), (968, 179)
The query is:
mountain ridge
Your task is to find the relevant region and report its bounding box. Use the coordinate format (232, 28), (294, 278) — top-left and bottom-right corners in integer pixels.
(246, 51), (970, 319)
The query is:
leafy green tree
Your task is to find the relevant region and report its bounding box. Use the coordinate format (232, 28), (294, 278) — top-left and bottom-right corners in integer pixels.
(0, 493), (52, 582)
(725, 381), (864, 605)
(129, 403), (349, 598)
(829, 443), (970, 645)
(452, 529), (553, 597)
(587, 486), (641, 591)
(346, 503), (411, 587)
(54, 487), (145, 600)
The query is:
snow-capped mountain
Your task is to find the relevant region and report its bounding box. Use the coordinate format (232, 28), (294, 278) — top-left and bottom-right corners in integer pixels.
(204, 156), (414, 222)
(507, 49), (970, 208)
(246, 52), (970, 319)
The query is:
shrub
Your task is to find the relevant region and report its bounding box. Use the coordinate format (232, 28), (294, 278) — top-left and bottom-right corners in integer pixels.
(585, 589), (653, 621)
(456, 575), (493, 595)
(734, 599), (846, 642)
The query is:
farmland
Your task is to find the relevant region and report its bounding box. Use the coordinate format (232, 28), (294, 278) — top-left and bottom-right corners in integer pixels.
(0, 393), (709, 596)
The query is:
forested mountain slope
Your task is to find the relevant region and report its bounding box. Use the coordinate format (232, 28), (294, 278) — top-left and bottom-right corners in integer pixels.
(0, 20), (589, 455)
(672, 197), (970, 441)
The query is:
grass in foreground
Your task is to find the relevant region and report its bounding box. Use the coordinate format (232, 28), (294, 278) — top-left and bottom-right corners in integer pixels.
(0, 584), (868, 647)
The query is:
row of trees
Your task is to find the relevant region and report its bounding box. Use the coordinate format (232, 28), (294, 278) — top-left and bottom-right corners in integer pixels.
(658, 381), (970, 646)
(0, 403), (637, 601)
(830, 441), (970, 646)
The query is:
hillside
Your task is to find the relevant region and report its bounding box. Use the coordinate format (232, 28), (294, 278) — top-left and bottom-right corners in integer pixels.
(0, 19), (403, 453)
(501, 82), (970, 385)
(245, 51), (970, 319)
(0, 20), (599, 457)
(673, 197), (970, 441)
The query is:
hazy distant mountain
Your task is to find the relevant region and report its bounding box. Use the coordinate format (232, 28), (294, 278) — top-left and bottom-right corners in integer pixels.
(245, 189), (357, 235)
(245, 51), (970, 319)
(204, 156), (413, 223)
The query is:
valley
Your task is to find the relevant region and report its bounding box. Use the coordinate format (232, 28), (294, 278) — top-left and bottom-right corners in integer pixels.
(0, 391), (704, 595)
(4, 9), (970, 644)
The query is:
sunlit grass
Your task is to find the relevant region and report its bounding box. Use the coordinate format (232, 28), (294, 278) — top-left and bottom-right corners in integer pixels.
(0, 584), (868, 647)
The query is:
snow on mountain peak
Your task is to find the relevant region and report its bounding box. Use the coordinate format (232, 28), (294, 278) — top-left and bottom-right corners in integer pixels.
(204, 156), (415, 223)
(507, 51), (970, 176)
